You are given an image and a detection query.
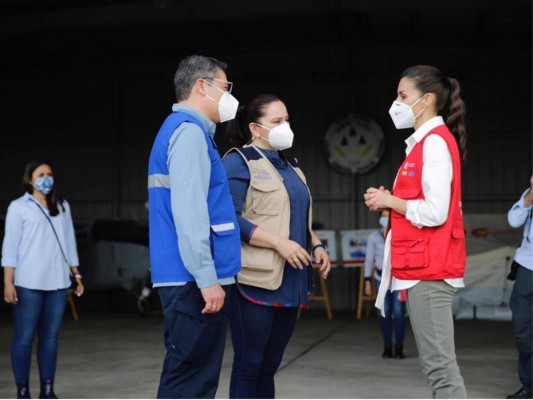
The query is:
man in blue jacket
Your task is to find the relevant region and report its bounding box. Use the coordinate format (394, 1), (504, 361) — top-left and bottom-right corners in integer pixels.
(148, 54), (241, 399)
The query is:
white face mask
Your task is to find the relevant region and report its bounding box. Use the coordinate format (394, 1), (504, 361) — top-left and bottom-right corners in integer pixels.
(255, 122), (294, 150)
(388, 96), (426, 129)
(203, 80), (239, 123)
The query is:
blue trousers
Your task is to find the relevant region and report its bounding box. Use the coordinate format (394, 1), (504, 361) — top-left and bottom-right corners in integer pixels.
(11, 287), (68, 385)
(375, 278), (406, 347)
(510, 265), (532, 391)
(229, 286), (299, 399)
(157, 283), (230, 399)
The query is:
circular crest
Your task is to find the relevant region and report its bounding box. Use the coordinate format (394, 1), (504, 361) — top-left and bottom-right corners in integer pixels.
(323, 113), (385, 174)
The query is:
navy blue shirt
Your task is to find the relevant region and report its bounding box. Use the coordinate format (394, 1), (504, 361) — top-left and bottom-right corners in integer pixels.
(222, 148), (312, 307)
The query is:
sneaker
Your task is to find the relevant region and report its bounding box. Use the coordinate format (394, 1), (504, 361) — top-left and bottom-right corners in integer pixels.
(507, 387), (533, 399)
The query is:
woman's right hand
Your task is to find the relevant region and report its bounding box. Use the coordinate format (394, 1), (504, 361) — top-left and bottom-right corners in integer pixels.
(4, 283), (17, 304)
(364, 186), (390, 211)
(276, 239), (312, 270)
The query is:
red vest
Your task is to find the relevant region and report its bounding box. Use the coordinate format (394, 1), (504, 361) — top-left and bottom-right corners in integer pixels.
(390, 124), (466, 280)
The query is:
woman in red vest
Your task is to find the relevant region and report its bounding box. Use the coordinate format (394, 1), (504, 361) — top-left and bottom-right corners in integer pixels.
(364, 65), (468, 398)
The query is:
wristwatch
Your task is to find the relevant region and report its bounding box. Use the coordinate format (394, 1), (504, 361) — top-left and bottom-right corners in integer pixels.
(312, 243), (328, 255)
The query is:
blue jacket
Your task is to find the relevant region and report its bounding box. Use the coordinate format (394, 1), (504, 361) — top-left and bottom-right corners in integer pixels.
(148, 111), (241, 284)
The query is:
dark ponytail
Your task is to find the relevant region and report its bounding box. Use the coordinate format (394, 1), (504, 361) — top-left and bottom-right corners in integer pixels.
(226, 105), (251, 148)
(225, 94), (282, 148)
(445, 78), (467, 164)
(401, 65), (468, 164)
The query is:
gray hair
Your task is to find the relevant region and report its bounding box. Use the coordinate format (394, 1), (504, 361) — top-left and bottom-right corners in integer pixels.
(173, 55), (228, 102)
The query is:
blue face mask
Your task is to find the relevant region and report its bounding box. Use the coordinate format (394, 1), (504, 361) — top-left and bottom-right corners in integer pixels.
(34, 176), (54, 195)
(379, 216), (389, 228)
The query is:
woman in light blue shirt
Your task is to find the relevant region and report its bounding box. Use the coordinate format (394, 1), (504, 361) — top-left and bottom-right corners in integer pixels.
(2, 160), (84, 399)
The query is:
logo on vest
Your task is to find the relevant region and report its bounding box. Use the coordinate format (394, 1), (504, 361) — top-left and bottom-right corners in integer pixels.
(252, 170), (273, 181)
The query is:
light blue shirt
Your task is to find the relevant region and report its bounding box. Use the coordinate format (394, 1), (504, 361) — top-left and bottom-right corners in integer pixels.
(1, 193), (79, 290)
(154, 104), (234, 288)
(508, 188), (533, 270)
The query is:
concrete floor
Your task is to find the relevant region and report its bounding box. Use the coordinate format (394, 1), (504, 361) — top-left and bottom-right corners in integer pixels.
(0, 306), (519, 399)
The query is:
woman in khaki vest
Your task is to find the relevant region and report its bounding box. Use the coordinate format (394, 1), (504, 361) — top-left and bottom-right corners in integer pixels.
(222, 94), (330, 399)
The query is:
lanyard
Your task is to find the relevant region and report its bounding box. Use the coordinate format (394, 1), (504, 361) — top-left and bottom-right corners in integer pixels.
(29, 198), (69, 266)
(527, 208), (532, 243)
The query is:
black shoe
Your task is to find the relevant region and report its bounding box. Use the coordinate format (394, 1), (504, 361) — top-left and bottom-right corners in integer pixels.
(17, 384), (31, 399)
(507, 387), (533, 399)
(382, 346), (393, 358)
(394, 344), (405, 359)
(39, 380), (58, 399)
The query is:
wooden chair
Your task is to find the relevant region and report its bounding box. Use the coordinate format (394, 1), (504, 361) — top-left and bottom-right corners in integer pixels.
(67, 290), (79, 321)
(357, 265), (376, 319)
(306, 266), (333, 320)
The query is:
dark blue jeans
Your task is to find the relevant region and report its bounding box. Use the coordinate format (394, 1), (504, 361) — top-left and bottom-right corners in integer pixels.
(11, 287), (68, 385)
(229, 286), (299, 399)
(157, 283), (230, 399)
(375, 279), (406, 347)
(510, 265), (532, 391)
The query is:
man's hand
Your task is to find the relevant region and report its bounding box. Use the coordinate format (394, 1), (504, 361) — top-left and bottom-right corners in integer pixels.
(200, 283), (225, 314)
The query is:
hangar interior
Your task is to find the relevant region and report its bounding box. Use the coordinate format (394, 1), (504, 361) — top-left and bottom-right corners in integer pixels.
(0, 0), (531, 311)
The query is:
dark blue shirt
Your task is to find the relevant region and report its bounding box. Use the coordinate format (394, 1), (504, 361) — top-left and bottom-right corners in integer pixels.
(222, 148), (312, 307)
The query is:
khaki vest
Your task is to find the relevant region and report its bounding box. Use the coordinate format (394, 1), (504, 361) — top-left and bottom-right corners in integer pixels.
(229, 145), (313, 290)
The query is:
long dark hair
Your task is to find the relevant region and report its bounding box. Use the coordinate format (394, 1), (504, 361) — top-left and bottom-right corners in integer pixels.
(401, 65), (467, 164)
(23, 160), (64, 216)
(226, 94), (282, 148)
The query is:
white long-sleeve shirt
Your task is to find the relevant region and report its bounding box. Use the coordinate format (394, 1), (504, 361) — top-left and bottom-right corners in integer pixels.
(376, 116), (464, 314)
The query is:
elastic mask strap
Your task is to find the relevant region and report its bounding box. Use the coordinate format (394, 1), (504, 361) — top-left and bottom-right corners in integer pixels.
(411, 95), (426, 119)
(252, 123), (271, 144)
(202, 79), (223, 105)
